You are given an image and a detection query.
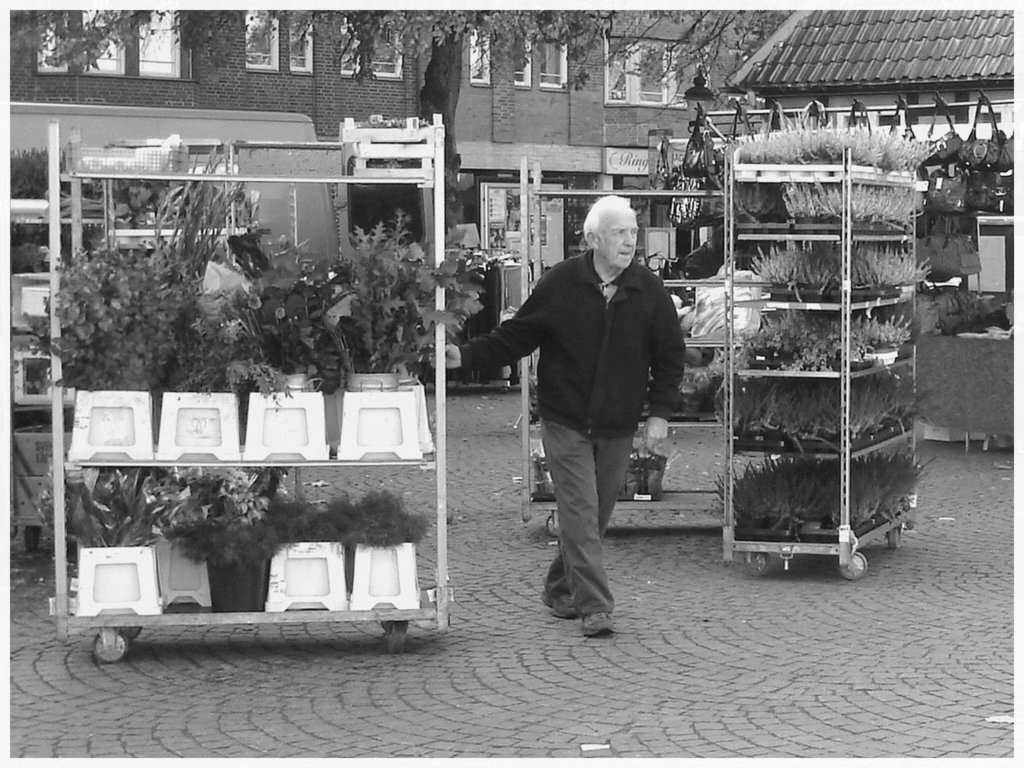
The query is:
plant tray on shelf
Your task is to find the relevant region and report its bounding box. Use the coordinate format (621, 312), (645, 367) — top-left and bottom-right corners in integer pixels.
(72, 145), (189, 175)
(733, 432), (793, 453)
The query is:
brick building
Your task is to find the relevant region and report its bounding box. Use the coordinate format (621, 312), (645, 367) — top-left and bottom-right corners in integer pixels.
(9, 10), (708, 263)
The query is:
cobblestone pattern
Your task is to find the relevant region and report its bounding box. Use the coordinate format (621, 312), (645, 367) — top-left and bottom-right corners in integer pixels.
(9, 390), (1014, 758)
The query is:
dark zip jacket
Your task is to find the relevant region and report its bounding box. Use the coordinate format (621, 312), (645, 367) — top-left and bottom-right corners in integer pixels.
(459, 252), (685, 438)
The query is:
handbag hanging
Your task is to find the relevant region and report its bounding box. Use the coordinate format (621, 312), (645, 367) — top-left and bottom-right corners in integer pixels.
(965, 169), (1014, 215)
(959, 92), (1012, 172)
(889, 95), (916, 141)
(799, 99), (830, 130)
(848, 99), (872, 132)
(924, 165), (968, 214)
(923, 95), (963, 165)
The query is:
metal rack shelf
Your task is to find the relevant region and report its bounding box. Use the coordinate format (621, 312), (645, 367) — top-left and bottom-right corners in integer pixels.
(723, 147), (918, 580)
(45, 116), (452, 660)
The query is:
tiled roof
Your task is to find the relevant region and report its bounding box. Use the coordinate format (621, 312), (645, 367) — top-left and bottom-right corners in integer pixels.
(736, 9), (1014, 91)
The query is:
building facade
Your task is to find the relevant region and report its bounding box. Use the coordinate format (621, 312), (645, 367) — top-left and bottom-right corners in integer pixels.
(9, 10), (710, 263)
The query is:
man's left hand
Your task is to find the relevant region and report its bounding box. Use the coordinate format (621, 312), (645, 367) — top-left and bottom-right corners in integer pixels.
(643, 416), (669, 453)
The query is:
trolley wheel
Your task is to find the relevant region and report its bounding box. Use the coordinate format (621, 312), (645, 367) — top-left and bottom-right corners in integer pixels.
(545, 511), (560, 538)
(118, 626), (143, 640)
(838, 551), (868, 581)
(93, 628), (129, 664)
(885, 527), (903, 550)
(382, 621), (409, 654)
(743, 551), (778, 577)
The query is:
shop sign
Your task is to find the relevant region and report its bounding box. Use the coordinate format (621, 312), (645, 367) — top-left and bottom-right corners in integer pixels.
(603, 147), (648, 176)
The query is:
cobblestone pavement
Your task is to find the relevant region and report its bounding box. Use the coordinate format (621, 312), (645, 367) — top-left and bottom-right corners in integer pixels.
(8, 389), (1014, 758)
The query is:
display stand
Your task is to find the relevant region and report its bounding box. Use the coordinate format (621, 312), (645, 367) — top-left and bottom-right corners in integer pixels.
(46, 116), (451, 659)
(722, 147), (918, 579)
(516, 159), (727, 535)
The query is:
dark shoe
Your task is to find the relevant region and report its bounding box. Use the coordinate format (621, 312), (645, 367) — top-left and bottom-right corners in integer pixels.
(541, 591), (579, 619)
(581, 611), (614, 637)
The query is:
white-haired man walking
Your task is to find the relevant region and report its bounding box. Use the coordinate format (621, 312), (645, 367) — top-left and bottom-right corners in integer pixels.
(446, 195), (685, 637)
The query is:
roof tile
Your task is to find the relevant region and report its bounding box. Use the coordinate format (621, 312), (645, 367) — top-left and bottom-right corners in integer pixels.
(739, 9), (1013, 89)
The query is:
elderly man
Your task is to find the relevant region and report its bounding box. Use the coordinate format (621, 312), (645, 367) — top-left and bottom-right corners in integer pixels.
(446, 195), (685, 637)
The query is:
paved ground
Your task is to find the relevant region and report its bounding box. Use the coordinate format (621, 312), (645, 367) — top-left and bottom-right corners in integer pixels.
(7, 388), (1015, 758)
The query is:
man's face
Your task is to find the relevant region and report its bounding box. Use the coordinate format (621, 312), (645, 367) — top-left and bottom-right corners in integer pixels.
(588, 207), (639, 273)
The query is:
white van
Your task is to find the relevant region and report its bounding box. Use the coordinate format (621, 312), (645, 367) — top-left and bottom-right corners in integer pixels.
(9, 101), (340, 260)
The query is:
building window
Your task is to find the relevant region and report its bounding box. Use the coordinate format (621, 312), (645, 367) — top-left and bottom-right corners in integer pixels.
(288, 13), (313, 73)
(37, 11), (124, 74)
(469, 31), (490, 85)
(340, 27), (402, 79)
(372, 31), (402, 78)
(513, 40), (531, 87)
(537, 42), (567, 88)
(139, 12), (180, 78)
(604, 39), (683, 108)
(246, 11), (279, 71)
(605, 51), (628, 103)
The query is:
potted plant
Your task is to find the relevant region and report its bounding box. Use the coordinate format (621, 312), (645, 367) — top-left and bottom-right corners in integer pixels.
(261, 493), (357, 612)
(719, 456), (835, 538)
(331, 215), (484, 390)
(737, 127), (930, 173)
(163, 467), (283, 612)
(849, 449), (921, 531)
(343, 489), (430, 611)
(64, 467), (181, 616)
(854, 315), (912, 365)
(41, 247), (192, 393)
(753, 242), (840, 301)
(851, 244), (928, 298)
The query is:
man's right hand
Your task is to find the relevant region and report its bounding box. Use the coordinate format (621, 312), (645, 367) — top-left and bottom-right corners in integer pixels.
(444, 344), (462, 369)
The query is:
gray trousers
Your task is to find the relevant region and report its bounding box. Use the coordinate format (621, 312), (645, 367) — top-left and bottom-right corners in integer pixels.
(541, 418), (633, 616)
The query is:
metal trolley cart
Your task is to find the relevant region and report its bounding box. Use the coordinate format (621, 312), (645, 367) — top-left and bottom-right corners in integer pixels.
(514, 159), (727, 536)
(41, 117), (453, 661)
(722, 147), (918, 579)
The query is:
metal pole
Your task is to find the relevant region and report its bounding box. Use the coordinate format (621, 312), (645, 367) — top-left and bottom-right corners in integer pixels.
(839, 148), (853, 567)
(431, 114), (449, 631)
(722, 147), (736, 562)
(48, 121), (69, 641)
(519, 156), (532, 522)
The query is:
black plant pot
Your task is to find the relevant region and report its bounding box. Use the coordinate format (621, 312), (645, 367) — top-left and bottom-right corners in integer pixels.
(207, 558), (271, 612)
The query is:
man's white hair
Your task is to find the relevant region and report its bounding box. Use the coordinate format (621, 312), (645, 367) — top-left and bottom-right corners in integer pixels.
(582, 195), (636, 239)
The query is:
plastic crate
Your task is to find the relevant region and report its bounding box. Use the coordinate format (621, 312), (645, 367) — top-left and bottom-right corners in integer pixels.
(73, 145), (188, 175)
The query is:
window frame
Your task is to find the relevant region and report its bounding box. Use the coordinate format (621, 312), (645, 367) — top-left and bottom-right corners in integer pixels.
(245, 11), (280, 72)
(604, 39), (685, 109)
(537, 42), (567, 89)
(138, 11), (181, 78)
(513, 40), (532, 87)
(339, 27), (403, 79)
(37, 11), (125, 75)
(469, 31), (491, 85)
(288, 14), (313, 74)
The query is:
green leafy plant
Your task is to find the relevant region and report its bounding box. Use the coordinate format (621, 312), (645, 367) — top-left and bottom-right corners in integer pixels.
(332, 215), (484, 378)
(65, 467), (180, 547)
(849, 449), (922, 528)
(853, 315), (912, 352)
(737, 128), (931, 172)
(264, 493), (356, 544)
(153, 150), (256, 281)
(741, 312), (844, 372)
(753, 242), (840, 295)
(719, 457), (835, 532)
(851, 244), (928, 289)
(341, 489), (430, 547)
(163, 467), (284, 567)
(720, 448), (921, 534)
(782, 181), (841, 220)
(44, 247), (192, 391)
